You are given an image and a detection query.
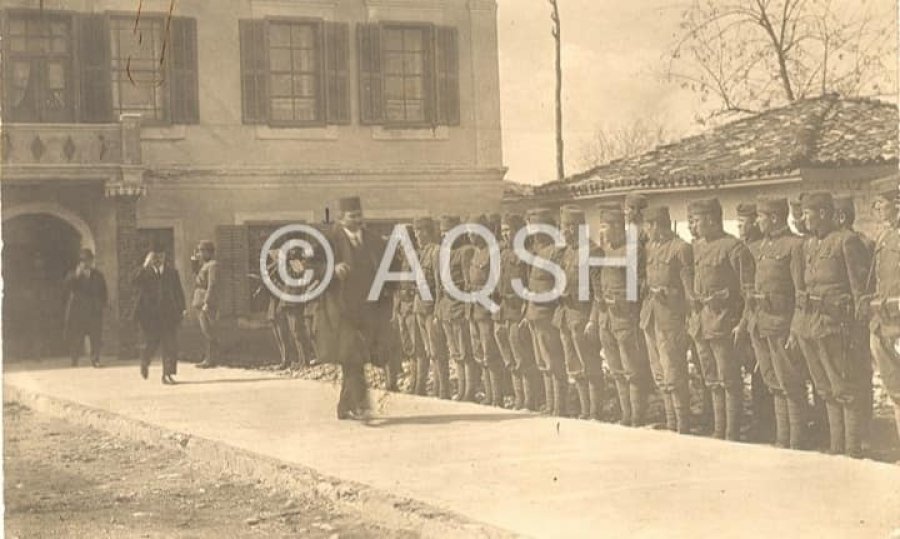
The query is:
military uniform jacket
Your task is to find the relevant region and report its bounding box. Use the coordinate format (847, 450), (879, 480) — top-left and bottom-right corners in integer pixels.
(435, 244), (471, 321)
(693, 232), (754, 339)
(869, 227), (900, 338)
(413, 243), (439, 315)
(192, 260), (219, 310)
(466, 244), (498, 321)
(496, 246), (528, 322)
(591, 242), (643, 333)
(396, 252), (417, 317)
(640, 233), (692, 332)
(524, 239), (563, 322)
(749, 228), (803, 337)
(792, 229), (869, 339)
(553, 243), (600, 328)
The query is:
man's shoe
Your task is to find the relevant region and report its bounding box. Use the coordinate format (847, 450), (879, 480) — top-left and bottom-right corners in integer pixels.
(162, 375), (172, 385)
(91, 357), (101, 368)
(337, 408), (351, 420)
(140, 363), (149, 380)
(165, 375), (176, 385)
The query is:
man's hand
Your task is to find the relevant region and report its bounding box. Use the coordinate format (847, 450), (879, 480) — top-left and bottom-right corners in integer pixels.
(335, 262), (350, 281)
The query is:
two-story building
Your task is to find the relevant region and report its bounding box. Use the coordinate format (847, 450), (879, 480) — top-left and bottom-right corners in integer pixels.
(1, 0), (505, 359)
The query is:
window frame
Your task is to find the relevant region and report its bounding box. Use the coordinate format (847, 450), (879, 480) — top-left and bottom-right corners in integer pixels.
(105, 11), (173, 126)
(262, 17), (328, 128)
(379, 21), (435, 129)
(2, 8), (78, 124)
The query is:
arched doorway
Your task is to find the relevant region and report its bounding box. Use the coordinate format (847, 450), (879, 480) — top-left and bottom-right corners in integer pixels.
(2, 212), (86, 359)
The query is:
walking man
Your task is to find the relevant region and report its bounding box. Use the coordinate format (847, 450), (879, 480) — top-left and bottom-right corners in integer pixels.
(63, 248), (108, 368)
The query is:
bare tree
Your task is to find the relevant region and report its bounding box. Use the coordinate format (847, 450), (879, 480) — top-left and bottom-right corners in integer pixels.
(666, 0), (896, 120)
(549, 0), (565, 180)
(577, 117), (675, 170)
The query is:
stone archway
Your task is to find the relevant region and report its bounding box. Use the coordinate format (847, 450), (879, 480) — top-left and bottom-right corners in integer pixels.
(2, 202), (95, 252)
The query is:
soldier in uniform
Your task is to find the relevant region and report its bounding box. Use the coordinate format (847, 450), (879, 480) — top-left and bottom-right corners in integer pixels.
(793, 192), (870, 456)
(555, 206), (603, 420)
(494, 213), (541, 410)
(520, 207), (568, 416)
(865, 177), (900, 448)
(393, 225), (420, 392)
(411, 217), (449, 398)
(436, 215), (480, 402)
(688, 198), (754, 441)
(624, 192), (648, 234)
(588, 205), (651, 426)
(465, 214), (505, 406)
(687, 213), (714, 431)
(641, 206), (693, 432)
(749, 197), (808, 449)
(736, 203), (775, 443)
(193, 240), (220, 369)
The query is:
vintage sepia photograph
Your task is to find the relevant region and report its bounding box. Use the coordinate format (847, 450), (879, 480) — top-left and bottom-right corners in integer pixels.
(1, 0), (898, 537)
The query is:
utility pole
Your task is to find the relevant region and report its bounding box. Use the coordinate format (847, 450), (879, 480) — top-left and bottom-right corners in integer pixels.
(548, 0), (564, 181)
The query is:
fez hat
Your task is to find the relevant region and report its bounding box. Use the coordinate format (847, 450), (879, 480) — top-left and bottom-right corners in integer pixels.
(871, 176), (899, 200)
(439, 214), (461, 230)
(756, 196), (788, 216)
(597, 206), (625, 224)
(502, 213), (526, 230)
(643, 206), (670, 223)
(833, 195), (855, 215)
(736, 203), (757, 218)
(624, 192), (648, 210)
(688, 198), (721, 216)
(802, 191), (833, 212)
(198, 239), (215, 251)
(527, 207), (556, 225)
(560, 206), (586, 226)
(337, 196), (362, 212)
(413, 216), (435, 229)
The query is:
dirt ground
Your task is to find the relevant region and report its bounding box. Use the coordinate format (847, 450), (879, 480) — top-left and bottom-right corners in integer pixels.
(3, 402), (416, 539)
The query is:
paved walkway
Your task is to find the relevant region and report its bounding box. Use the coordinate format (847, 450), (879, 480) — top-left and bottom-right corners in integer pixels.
(5, 359), (900, 539)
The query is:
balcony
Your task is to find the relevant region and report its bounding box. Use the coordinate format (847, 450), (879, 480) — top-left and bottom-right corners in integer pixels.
(1, 114), (145, 196)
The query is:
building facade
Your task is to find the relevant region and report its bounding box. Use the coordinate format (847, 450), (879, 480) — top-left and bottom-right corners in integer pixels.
(1, 0), (505, 359)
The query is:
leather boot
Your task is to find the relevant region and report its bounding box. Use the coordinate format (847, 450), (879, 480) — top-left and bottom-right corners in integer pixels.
(825, 401), (846, 455)
(843, 402), (863, 458)
(663, 393), (677, 431)
(773, 395), (790, 448)
(436, 359), (451, 400)
(511, 374), (525, 410)
(523, 372), (539, 411)
(630, 383), (647, 427)
(414, 355), (429, 396)
(541, 374), (555, 414)
(553, 376), (569, 417)
(588, 378), (604, 421)
(787, 397), (807, 450)
(711, 388), (726, 439)
(481, 367), (493, 405)
(615, 379), (632, 426)
(465, 362), (481, 403)
(453, 361), (466, 401)
(673, 389), (691, 434)
(574, 378), (590, 419)
(490, 368), (504, 407)
(725, 389), (742, 442)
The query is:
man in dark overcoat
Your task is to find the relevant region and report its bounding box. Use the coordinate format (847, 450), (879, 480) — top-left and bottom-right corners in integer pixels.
(63, 248), (108, 367)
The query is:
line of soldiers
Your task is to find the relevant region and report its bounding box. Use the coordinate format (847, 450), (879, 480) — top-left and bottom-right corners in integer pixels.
(389, 178), (900, 458)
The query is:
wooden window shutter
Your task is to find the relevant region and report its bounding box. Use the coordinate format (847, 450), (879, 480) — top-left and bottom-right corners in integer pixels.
(324, 21), (350, 125)
(357, 23), (383, 125)
(434, 26), (460, 126)
(169, 17), (199, 124)
(239, 19), (267, 124)
(77, 13), (113, 123)
(215, 225), (250, 317)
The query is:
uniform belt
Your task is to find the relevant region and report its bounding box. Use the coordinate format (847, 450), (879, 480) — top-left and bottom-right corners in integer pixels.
(699, 289), (729, 304)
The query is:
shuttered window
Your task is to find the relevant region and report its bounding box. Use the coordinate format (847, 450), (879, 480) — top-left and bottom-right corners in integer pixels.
(358, 22), (459, 127)
(215, 225), (250, 318)
(239, 18), (349, 127)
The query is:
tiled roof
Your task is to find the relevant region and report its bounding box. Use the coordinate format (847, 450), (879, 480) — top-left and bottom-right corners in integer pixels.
(502, 180), (535, 199)
(533, 95), (898, 198)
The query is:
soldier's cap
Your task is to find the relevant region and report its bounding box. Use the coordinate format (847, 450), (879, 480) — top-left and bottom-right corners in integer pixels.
(756, 196), (788, 216)
(560, 205), (586, 226)
(79, 248), (95, 261)
(801, 191), (834, 212)
(597, 206), (625, 224)
(624, 192), (648, 210)
(412, 216), (435, 229)
(833, 195), (855, 215)
(464, 213), (489, 227)
(501, 213), (526, 230)
(198, 239), (215, 251)
(439, 214), (461, 229)
(736, 203), (757, 218)
(871, 175), (899, 201)
(337, 195), (362, 212)
(687, 197), (722, 216)
(643, 206), (670, 223)
(526, 207), (556, 225)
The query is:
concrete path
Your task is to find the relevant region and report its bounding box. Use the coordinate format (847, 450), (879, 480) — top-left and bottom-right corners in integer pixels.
(5, 359), (900, 539)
